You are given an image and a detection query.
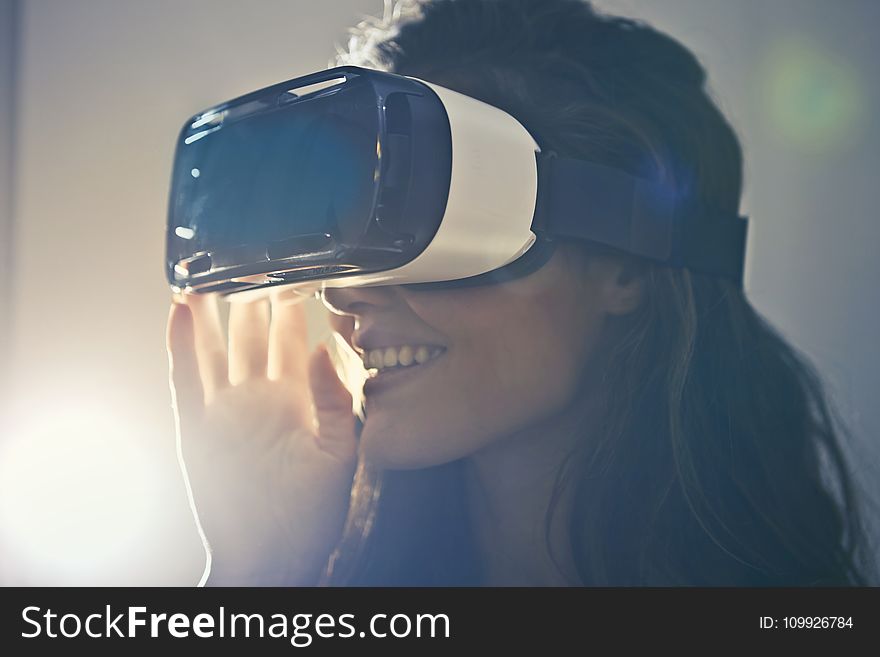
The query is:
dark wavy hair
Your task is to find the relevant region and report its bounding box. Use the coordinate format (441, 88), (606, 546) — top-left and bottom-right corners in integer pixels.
(319, 0), (875, 585)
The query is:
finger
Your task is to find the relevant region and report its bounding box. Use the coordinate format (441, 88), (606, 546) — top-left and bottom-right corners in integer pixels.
(268, 291), (309, 385)
(184, 293), (229, 402)
(308, 344), (357, 461)
(228, 297), (270, 385)
(328, 312), (356, 350)
(166, 302), (205, 432)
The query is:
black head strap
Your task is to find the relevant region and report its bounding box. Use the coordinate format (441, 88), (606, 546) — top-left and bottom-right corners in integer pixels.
(532, 152), (748, 286)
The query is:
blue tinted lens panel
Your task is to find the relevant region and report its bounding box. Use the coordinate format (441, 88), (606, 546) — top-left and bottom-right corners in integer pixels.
(169, 83), (379, 262)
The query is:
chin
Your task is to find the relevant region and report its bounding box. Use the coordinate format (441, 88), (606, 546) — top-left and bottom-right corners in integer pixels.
(358, 410), (464, 471)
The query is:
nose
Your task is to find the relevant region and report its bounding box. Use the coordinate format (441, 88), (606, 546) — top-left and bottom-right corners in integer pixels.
(319, 284), (399, 318)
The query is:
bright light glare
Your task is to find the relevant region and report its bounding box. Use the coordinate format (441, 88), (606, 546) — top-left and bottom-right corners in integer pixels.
(184, 125), (221, 145)
(761, 35), (864, 152)
(0, 404), (161, 583)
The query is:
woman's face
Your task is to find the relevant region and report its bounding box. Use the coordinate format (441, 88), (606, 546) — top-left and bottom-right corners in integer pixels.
(320, 244), (635, 469)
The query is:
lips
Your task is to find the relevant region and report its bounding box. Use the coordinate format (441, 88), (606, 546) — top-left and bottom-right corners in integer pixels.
(348, 326), (448, 398)
(361, 348), (445, 398)
(351, 327), (446, 356)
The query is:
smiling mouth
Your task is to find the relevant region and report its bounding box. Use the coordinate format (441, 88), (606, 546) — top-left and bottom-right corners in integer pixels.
(361, 346), (446, 397)
(360, 345), (446, 374)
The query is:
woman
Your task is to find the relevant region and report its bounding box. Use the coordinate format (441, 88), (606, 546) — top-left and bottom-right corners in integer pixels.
(166, 0), (874, 586)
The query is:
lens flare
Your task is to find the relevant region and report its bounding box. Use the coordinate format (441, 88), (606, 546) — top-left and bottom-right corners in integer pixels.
(0, 402), (162, 584)
(760, 35), (864, 152)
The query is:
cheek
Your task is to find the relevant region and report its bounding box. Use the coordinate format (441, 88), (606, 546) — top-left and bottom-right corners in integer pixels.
(475, 302), (601, 422)
(358, 292), (603, 469)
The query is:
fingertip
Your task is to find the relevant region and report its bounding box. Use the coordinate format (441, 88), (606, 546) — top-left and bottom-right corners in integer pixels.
(309, 343), (349, 395)
(167, 301), (195, 351)
(167, 302), (203, 400)
(170, 297), (194, 324)
(307, 343), (329, 377)
(310, 340), (329, 359)
(308, 343), (356, 452)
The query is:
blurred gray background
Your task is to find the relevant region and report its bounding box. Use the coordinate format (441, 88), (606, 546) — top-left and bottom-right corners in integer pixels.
(0, 0), (877, 584)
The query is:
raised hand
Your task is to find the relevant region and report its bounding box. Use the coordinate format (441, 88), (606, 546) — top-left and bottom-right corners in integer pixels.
(165, 292), (358, 586)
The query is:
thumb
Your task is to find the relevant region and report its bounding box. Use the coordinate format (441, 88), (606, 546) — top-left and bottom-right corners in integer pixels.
(308, 343), (357, 461)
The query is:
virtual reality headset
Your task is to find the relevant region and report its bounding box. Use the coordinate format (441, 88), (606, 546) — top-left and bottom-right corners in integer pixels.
(166, 65), (748, 300)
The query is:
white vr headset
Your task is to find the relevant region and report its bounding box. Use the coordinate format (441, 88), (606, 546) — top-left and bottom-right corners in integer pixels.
(166, 65), (748, 300)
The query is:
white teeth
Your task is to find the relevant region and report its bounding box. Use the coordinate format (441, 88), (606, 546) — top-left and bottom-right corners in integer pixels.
(362, 345), (444, 371)
(398, 345), (413, 366)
